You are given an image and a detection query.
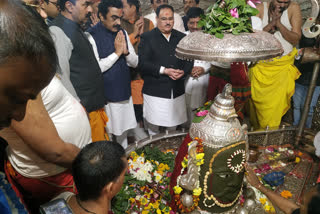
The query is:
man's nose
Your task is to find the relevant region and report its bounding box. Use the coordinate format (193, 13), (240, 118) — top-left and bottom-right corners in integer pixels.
(12, 104), (27, 122)
(87, 5), (93, 13)
(115, 18), (121, 25)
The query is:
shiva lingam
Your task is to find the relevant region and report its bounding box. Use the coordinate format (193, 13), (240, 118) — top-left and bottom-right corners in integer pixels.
(172, 0), (284, 213)
(173, 84), (249, 213)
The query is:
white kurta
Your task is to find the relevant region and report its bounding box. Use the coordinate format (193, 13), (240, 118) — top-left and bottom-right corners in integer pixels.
(184, 31), (211, 109)
(86, 29), (137, 136)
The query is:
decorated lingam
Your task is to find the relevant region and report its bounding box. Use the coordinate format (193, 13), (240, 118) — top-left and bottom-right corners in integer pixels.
(172, 84), (248, 213)
(172, 0), (284, 213)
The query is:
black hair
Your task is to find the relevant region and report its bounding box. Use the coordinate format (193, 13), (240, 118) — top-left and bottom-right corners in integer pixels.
(183, 0), (200, 4)
(186, 7), (204, 22)
(155, 4), (173, 17)
(72, 141), (126, 201)
(98, 0), (123, 19)
(127, 0), (140, 14)
(307, 184), (320, 214)
(58, 0), (76, 11)
(150, 0), (168, 5)
(0, 0), (57, 74)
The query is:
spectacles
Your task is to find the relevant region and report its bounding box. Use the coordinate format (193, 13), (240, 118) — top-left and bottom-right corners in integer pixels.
(160, 17), (174, 21)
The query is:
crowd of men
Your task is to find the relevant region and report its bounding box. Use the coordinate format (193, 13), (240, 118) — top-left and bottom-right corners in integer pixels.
(0, 0), (320, 213)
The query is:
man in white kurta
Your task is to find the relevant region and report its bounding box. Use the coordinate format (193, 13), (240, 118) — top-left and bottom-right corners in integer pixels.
(184, 7), (211, 126)
(86, 0), (138, 148)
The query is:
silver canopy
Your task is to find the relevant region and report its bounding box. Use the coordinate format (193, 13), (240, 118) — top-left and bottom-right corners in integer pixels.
(176, 30), (284, 63)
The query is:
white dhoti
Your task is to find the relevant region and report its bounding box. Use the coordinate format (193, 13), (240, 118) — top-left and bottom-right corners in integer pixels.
(143, 93), (187, 127)
(105, 96), (137, 137)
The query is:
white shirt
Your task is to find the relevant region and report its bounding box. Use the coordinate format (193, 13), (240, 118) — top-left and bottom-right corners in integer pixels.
(86, 30), (138, 72)
(6, 76), (91, 178)
(145, 11), (186, 32)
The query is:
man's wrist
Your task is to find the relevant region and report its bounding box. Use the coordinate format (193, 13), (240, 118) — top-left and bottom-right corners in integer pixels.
(115, 51), (122, 57)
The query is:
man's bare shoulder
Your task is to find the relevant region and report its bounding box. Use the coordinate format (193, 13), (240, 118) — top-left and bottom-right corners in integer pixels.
(288, 1), (301, 12)
(288, 2), (302, 19)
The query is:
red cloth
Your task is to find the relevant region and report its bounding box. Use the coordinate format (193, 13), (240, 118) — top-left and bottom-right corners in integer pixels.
(207, 63), (250, 120)
(207, 76), (228, 101)
(4, 160), (77, 206)
(169, 134), (192, 212)
(230, 63), (249, 86)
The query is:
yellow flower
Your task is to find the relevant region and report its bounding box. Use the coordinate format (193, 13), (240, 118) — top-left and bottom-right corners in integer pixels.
(173, 186), (183, 194)
(295, 157), (301, 163)
(259, 197), (267, 205)
(204, 101), (209, 106)
(145, 203), (153, 210)
(182, 157), (188, 168)
(142, 210), (149, 214)
(162, 206), (170, 213)
(156, 209), (162, 214)
(140, 197), (149, 205)
(196, 153), (205, 160)
(196, 159), (204, 166)
(181, 161), (187, 168)
(193, 187), (202, 196)
(158, 163), (169, 171)
(264, 204), (271, 211)
(270, 206), (275, 213)
(152, 201), (160, 209)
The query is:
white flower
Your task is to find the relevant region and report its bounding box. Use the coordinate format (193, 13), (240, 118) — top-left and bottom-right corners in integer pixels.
(129, 155), (154, 182)
(154, 171), (163, 183)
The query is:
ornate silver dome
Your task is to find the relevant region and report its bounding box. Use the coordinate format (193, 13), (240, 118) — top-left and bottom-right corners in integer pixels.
(176, 30), (284, 63)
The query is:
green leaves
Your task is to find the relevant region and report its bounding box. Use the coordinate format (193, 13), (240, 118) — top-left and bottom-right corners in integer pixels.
(199, 0), (259, 39)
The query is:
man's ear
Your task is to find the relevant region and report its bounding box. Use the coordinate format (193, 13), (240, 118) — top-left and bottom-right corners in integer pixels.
(98, 12), (104, 21)
(104, 181), (115, 199)
(65, 1), (74, 13)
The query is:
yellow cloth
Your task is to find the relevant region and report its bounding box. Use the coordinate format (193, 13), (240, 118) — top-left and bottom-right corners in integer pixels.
(89, 108), (110, 142)
(249, 48), (301, 129)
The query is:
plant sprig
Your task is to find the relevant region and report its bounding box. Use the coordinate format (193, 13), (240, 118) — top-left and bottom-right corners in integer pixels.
(198, 0), (259, 39)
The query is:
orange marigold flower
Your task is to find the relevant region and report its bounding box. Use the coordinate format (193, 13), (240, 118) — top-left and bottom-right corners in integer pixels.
(280, 190), (292, 199)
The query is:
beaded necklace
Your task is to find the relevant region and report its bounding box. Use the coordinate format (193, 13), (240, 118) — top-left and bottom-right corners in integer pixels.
(203, 141), (246, 208)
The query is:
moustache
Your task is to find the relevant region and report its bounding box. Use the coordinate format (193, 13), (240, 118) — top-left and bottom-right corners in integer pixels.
(279, 7), (286, 12)
(165, 24), (171, 27)
(114, 25), (121, 31)
(86, 12), (92, 18)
